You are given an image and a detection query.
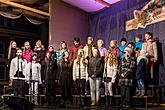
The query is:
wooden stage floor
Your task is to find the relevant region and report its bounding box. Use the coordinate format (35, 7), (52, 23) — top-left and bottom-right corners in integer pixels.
(34, 105), (165, 110)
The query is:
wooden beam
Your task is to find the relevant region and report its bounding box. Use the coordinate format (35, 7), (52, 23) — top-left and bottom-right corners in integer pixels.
(0, 27), (38, 37)
(0, 0), (50, 16)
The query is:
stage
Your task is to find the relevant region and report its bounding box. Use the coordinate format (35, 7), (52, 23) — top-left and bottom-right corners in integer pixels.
(34, 106), (165, 110)
(1, 96), (165, 110)
(2, 104), (165, 110)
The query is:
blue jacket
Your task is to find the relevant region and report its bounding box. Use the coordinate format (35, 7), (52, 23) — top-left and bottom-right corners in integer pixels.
(56, 49), (66, 64)
(135, 41), (143, 51)
(119, 45), (127, 59)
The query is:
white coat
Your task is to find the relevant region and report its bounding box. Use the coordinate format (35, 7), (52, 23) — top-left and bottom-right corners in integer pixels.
(26, 61), (41, 83)
(9, 57), (27, 81)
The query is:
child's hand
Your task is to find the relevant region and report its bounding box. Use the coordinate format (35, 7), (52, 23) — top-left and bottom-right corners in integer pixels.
(64, 58), (68, 62)
(91, 74), (96, 79)
(9, 80), (12, 86)
(121, 74), (125, 77)
(26, 81), (30, 84)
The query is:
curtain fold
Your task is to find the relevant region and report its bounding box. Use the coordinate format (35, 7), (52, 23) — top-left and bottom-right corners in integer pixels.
(0, 4), (48, 25)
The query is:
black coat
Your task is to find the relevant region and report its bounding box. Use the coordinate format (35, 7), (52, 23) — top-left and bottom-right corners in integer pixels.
(87, 56), (104, 78)
(136, 59), (147, 80)
(60, 59), (73, 86)
(44, 52), (57, 81)
(35, 50), (45, 62)
(8, 48), (17, 63)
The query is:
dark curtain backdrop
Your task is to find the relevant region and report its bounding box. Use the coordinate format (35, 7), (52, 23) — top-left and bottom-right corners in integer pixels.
(89, 0), (165, 86)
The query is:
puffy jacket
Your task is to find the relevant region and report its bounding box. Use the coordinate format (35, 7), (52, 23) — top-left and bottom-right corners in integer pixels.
(88, 56), (104, 78)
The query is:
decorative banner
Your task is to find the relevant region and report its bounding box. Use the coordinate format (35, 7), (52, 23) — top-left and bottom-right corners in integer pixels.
(126, 0), (165, 31)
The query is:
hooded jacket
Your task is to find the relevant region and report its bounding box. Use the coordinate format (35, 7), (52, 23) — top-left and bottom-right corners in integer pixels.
(142, 39), (158, 61)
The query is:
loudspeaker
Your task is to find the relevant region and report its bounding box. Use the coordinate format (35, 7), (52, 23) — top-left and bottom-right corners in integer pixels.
(3, 96), (35, 110)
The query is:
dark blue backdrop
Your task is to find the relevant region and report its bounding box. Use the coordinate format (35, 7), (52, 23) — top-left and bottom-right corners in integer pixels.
(89, 0), (165, 86)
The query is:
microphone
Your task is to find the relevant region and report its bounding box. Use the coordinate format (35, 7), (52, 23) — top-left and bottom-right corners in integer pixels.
(17, 54), (22, 59)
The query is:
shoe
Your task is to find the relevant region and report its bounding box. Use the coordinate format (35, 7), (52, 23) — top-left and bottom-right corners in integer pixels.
(91, 100), (96, 106)
(136, 90), (141, 97)
(139, 90), (145, 97)
(105, 95), (109, 106)
(59, 100), (65, 108)
(125, 105), (130, 108)
(109, 96), (114, 106)
(120, 104), (125, 108)
(65, 101), (71, 108)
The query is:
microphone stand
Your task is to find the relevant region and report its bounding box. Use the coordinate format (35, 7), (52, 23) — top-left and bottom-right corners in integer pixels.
(17, 56), (20, 80)
(45, 53), (51, 105)
(17, 56), (20, 97)
(15, 56), (20, 96)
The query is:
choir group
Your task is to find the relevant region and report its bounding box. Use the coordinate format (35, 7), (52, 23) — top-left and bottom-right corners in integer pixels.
(7, 31), (158, 108)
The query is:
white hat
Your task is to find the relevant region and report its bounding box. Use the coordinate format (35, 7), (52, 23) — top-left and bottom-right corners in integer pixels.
(124, 47), (133, 53)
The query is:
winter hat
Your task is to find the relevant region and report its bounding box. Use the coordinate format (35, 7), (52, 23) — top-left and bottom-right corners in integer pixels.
(32, 53), (37, 57)
(135, 34), (143, 39)
(124, 47), (133, 54)
(120, 37), (127, 43)
(111, 40), (117, 44)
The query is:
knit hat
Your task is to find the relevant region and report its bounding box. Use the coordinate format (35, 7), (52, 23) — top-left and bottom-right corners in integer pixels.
(124, 47), (132, 53)
(32, 53), (37, 57)
(120, 37), (127, 43)
(111, 40), (117, 44)
(48, 45), (54, 49)
(135, 34), (143, 39)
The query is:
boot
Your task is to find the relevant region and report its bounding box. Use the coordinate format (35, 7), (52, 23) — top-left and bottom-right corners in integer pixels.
(50, 96), (55, 106)
(109, 96), (114, 106)
(139, 90), (145, 97)
(34, 95), (39, 105)
(91, 100), (96, 106)
(136, 90), (141, 97)
(105, 95), (109, 106)
(59, 100), (65, 108)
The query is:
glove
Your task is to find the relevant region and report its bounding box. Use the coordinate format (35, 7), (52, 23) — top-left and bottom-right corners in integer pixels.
(91, 74), (96, 79)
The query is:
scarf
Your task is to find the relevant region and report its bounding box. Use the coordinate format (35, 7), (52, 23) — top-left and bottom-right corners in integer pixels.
(137, 55), (148, 65)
